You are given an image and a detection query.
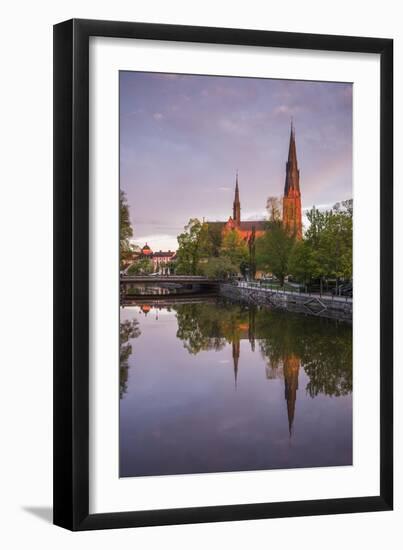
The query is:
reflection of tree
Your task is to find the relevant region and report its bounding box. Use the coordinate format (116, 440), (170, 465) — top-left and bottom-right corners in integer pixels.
(174, 302), (247, 355)
(174, 301), (352, 401)
(257, 312), (352, 397)
(174, 301), (255, 387)
(120, 318), (141, 399)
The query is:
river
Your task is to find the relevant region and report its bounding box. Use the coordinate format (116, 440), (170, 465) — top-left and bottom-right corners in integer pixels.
(120, 298), (352, 477)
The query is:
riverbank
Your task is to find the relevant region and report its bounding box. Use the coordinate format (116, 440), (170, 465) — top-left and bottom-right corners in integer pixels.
(219, 282), (352, 322)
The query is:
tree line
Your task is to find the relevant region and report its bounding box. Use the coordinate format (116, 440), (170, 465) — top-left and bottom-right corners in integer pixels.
(120, 188), (353, 290)
(173, 197), (352, 290)
(174, 219), (249, 278)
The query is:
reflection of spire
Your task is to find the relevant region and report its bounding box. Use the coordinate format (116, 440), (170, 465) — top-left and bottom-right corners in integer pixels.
(283, 354), (300, 436)
(232, 339), (240, 389)
(248, 307), (256, 352)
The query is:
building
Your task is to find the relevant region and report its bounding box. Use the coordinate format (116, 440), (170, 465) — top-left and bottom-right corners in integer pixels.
(151, 250), (176, 272)
(136, 244), (176, 273)
(222, 171), (267, 242)
(208, 121), (302, 249)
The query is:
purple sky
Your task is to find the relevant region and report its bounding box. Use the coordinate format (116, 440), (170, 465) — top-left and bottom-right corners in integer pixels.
(120, 72), (352, 251)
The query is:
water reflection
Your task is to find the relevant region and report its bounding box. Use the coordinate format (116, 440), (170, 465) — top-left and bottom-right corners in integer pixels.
(172, 301), (351, 437)
(119, 318), (140, 398)
(120, 299), (352, 476)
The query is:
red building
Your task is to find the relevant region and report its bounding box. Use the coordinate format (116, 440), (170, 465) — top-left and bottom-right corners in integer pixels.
(208, 122), (302, 247)
(138, 244), (176, 273)
(222, 171), (267, 243)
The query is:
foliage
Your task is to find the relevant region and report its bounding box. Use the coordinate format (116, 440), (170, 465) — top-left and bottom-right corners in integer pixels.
(174, 301), (248, 354)
(175, 219), (203, 275)
(288, 239), (315, 291)
(127, 257), (153, 275)
(175, 219), (245, 276)
(257, 310), (352, 397)
(198, 223), (223, 258)
(289, 200), (353, 288)
(173, 301), (352, 398)
(220, 229), (249, 268)
(200, 256), (238, 279)
(255, 221), (295, 285)
(120, 190), (133, 269)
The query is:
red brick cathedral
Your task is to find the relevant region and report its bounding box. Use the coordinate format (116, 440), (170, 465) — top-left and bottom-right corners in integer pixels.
(221, 122), (302, 243)
(282, 121), (302, 240)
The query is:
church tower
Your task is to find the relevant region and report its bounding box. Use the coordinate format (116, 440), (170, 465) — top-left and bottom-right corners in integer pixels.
(233, 171), (241, 227)
(283, 122), (302, 240)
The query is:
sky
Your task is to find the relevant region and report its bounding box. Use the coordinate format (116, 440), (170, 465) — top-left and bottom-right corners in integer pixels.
(120, 71), (352, 252)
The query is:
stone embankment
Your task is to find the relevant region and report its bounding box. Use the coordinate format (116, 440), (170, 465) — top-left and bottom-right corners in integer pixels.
(220, 282), (352, 322)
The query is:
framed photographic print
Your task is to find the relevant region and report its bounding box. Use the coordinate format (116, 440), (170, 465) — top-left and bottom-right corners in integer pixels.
(53, 19), (393, 530)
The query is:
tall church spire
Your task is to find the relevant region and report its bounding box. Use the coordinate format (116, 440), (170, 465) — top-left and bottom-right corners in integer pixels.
(284, 120), (299, 194)
(233, 171), (241, 227)
(283, 121), (302, 239)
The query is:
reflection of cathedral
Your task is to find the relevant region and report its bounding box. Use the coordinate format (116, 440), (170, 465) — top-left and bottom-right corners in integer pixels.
(229, 307), (301, 436)
(230, 308), (257, 389)
(265, 355), (300, 436)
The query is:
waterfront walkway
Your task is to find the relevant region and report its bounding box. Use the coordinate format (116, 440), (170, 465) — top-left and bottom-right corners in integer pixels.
(236, 281), (352, 304)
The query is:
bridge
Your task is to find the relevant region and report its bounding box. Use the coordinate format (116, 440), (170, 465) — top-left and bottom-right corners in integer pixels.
(121, 294), (218, 306)
(120, 275), (220, 285)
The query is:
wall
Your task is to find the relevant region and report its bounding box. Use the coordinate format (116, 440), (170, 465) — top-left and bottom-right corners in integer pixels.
(220, 283), (353, 320)
(0, 1), (401, 549)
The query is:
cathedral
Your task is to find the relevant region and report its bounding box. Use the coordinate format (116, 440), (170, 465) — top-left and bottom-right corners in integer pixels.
(215, 121), (302, 243)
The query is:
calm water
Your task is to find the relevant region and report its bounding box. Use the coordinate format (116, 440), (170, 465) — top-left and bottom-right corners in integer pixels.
(120, 299), (352, 477)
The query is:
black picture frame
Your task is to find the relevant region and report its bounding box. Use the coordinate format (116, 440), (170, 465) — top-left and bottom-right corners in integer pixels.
(53, 18), (393, 531)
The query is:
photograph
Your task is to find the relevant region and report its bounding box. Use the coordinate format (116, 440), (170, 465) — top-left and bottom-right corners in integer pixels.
(119, 72), (353, 478)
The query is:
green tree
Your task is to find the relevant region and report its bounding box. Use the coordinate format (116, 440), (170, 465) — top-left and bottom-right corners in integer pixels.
(200, 256), (238, 279)
(120, 190), (133, 269)
(301, 202), (353, 292)
(127, 257), (153, 275)
(175, 219), (203, 275)
(220, 230), (248, 271)
(288, 239), (315, 292)
(198, 223), (223, 258)
(255, 221), (295, 285)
